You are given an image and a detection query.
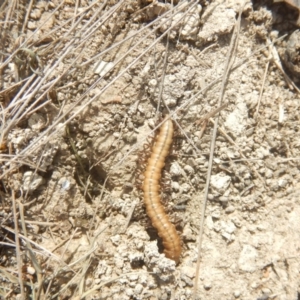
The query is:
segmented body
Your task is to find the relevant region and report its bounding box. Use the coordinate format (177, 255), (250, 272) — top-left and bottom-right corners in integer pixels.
(142, 116), (181, 263)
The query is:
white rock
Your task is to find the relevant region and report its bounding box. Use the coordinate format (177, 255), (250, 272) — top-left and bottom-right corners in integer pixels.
(23, 171), (44, 192)
(198, 5), (236, 44)
(110, 235), (121, 245)
(221, 231), (234, 242)
(180, 183), (191, 193)
(184, 165), (194, 174)
(181, 266), (196, 279)
(238, 244), (258, 272)
(28, 113), (46, 131)
(206, 215), (214, 230)
(224, 102), (248, 137)
(94, 60), (114, 76)
(26, 266), (35, 275)
(210, 172), (231, 192)
(221, 220), (236, 234)
(171, 181), (180, 192)
(170, 162), (182, 177)
(134, 283), (143, 294)
(164, 97), (177, 108)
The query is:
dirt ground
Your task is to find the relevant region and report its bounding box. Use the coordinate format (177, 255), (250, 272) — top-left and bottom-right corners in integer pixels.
(1, 0), (300, 299)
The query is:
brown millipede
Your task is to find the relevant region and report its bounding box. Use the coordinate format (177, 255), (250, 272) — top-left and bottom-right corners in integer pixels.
(142, 115), (181, 263)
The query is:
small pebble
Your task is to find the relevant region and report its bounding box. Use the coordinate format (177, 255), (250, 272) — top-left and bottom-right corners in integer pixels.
(203, 280), (212, 290)
(225, 206), (235, 214)
(233, 290), (241, 298)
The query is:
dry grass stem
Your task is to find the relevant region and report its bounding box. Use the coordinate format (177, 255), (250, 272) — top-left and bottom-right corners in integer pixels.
(192, 3), (245, 298)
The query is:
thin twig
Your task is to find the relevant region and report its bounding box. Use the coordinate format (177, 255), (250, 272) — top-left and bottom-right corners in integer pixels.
(12, 192), (25, 298)
(21, 0), (34, 33)
(73, 0), (80, 27)
(19, 202), (44, 299)
(0, 0), (199, 179)
(2, 225), (66, 263)
(122, 200), (137, 234)
(255, 53), (270, 118)
(268, 38), (300, 93)
(155, 4), (172, 118)
(192, 3), (245, 298)
(195, 103), (228, 139)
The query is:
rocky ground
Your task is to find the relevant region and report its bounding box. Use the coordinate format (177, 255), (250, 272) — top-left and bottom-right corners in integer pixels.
(0, 0), (300, 299)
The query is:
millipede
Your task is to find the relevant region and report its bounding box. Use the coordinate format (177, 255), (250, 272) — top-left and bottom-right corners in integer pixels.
(142, 115), (181, 264)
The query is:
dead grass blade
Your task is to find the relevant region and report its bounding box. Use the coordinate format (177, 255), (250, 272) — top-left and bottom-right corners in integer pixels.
(192, 3), (244, 298)
(11, 191), (25, 299)
(0, 0), (199, 180)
